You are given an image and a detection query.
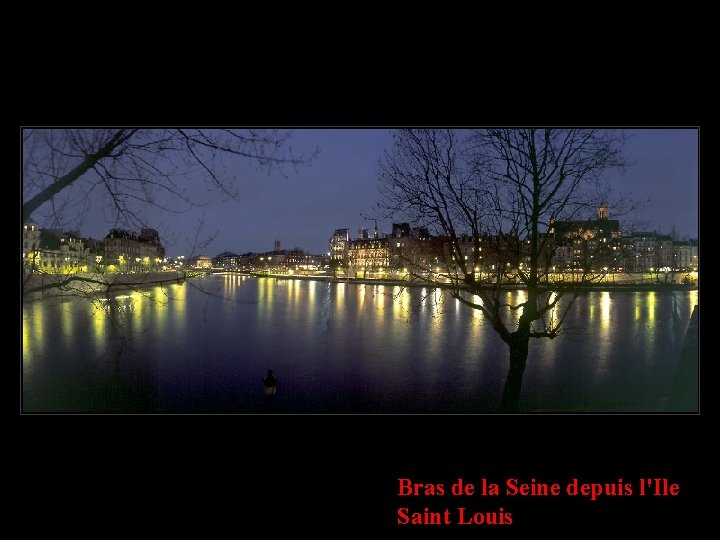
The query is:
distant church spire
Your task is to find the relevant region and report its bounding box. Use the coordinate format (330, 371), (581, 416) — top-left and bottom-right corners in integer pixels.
(596, 203), (609, 220)
(374, 220), (378, 239)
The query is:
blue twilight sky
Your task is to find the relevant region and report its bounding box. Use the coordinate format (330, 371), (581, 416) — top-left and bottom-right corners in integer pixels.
(74, 128), (698, 257)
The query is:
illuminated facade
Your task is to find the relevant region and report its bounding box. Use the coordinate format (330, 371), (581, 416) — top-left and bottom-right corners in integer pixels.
(329, 228), (350, 271)
(673, 242), (698, 271)
(22, 223), (40, 253)
(188, 256), (212, 269)
(213, 251), (240, 269)
(22, 223), (41, 273)
(103, 228), (165, 272)
(23, 224), (98, 274)
(549, 205), (622, 271)
(347, 238), (390, 277)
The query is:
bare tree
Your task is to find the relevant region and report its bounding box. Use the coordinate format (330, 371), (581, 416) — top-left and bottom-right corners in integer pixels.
(378, 129), (626, 411)
(23, 128), (317, 225)
(22, 128), (318, 296)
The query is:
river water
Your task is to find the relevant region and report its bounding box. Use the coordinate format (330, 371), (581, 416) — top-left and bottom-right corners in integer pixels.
(21, 275), (698, 413)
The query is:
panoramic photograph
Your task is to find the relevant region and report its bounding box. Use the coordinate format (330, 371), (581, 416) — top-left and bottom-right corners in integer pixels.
(21, 128), (699, 413)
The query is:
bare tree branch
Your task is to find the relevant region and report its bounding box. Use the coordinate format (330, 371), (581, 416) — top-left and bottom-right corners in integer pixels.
(378, 128), (627, 411)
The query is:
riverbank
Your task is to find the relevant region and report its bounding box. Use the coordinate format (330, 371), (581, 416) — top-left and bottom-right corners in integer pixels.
(223, 271), (698, 292)
(22, 270), (207, 299)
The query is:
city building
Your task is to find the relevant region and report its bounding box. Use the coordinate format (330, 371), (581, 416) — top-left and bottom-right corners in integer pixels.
(22, 223), (41, 273)
(549, 204), (622, 271)
(347, 237), (390, 277)
(329, 228), (350, 272)
(23, 225), (100, 274)
(673, 240), (699, 271)
(213, 251), (241, 270)
(187, 255), (212, 269)
(103, 228), (165, 272)
(620, 232), (673, 273)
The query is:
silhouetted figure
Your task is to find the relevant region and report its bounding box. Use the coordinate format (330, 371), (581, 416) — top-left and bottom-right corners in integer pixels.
(264, 369), (278, 398)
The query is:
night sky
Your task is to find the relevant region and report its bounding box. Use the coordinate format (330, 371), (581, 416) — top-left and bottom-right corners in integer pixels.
(74, 128), (698, 257)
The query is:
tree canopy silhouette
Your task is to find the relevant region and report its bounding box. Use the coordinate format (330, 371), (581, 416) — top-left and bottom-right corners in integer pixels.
(378, 128), (627, 411)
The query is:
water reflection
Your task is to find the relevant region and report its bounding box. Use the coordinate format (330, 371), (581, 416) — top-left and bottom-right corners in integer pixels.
(91, 300), (107, 355)
(61, 302), (74, 340)
(372, 285), (387, 323)
(23, 304), (43, 366)
(600, 292), (611, 332)
(153, 287), (168, 330)
(391, 286), (412, 322)
(594, 292), (611, 379)
(647, 292), (656, 324)
(170, 283), (186, 333)
(22, 313), (31, 359)
(644, 292), (658, 365)
(22, 277), (699, 413)
(358, 284), (365, 312)
(336, 282), (345, 310)
(307, 281), (317, 321)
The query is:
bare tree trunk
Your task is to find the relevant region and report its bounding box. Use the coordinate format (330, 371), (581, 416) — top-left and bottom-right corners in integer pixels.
(501, 334), (530, 412)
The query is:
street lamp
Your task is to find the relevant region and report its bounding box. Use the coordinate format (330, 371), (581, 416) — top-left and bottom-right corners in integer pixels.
(263, 369), (277, 398)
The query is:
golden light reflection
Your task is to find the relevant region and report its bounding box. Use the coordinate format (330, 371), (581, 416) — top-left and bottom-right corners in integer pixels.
(257, 278), (274, 319)
(547, 292), (558, 329)
(372, 285), (387, 323)
(644, 291), (657, 365)
(23, 309), (36, 360)
(358, 284), (365, 312)
(392, 285), (401, 319)
(390, 286), (411, 321)
(401, 287), (410, 315)
(266, 278), (274, 306)
(463, 293), (485, 346)
(230, 274), (239, 295)
(647, 291), (656, 323)
(154, 286), (168, 332)
(425, 299), (443, 362)
(505, 291), (519, 326)
(170, 283), (187, 332)
(516, 289), (527, 306)
(591, 292), (611, 379)
(309, 280), (317, 308)
(61, 302), (74, 339)
(470, 295), (483, 320)
(22, 317), (29, 357)
(420, 287), (429, 313)
(130, 291), (143, 328)
(600, 291), (611, 333)
(91, 300), (106, 354)
(287, 278), (294, 302)
(336, 282), (346, 310)
(634, 293), (641, 321)
(32, 306), (44, 354)
(23, 302), (45, 371)
(431, 288), (442, 316)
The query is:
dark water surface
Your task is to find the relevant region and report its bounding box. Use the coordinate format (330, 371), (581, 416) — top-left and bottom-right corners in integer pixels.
(22, 275), (697, 413)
